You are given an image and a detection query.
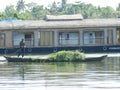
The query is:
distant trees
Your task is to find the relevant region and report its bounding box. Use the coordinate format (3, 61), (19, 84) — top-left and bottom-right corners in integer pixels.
(62, 0), (67, 11)
(49, 2), (58, 15)
(16, 0), (26, 12)
(116, 3), (120, 18)
(0, 0), (120, 20)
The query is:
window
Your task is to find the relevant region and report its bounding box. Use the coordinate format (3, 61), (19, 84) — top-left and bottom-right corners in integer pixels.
(83, 31), (104, 45)
(25, 33), (34, 47)
(59, 32), (79, 46)
(66, 33), (69, 40)
(0, 34), (5, 47)
(13, 32), (34, 47)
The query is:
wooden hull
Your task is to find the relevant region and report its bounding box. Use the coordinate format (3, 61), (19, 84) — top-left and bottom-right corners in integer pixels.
(4, 55), (107, 62)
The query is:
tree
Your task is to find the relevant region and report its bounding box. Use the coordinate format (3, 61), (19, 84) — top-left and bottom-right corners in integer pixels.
(116, 3), (120, 18)
(18, 11), (34, 20)
(99, 6), (115, 18)
(49, 1), (58, 15)
(5, 5), (18, 19)
(32, 5), (44, 19)
(16, 0), (26, 12)
(26, 2), (37, 11)
(0, 12), (7, 20)
(0, 0), (119, 20)
(62, 0), (67, 10)
(117, 3), (120, 11)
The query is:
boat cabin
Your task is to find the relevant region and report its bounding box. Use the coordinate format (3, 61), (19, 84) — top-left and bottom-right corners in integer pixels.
(0, 14), (120, 53)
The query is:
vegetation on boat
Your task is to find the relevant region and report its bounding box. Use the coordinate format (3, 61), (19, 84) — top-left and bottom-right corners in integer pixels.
(18, 50), (86, 62)
(4, 51), (107, 62)
(5, 50), (86, 62)
(48, 50), (86, 62)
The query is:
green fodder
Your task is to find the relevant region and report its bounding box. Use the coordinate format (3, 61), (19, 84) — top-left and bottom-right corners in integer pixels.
(48, 50), (86, 62)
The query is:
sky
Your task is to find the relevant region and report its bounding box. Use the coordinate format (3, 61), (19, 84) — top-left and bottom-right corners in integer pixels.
(0, 0), (120, 11)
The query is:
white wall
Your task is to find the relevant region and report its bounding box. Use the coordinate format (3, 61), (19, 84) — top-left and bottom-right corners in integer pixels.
(13, 32), (24, 46)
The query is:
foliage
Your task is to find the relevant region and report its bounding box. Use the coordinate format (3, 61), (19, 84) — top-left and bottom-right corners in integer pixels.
(16, 0), (26, 12)
(5, 5), (18, 19)
(32, 5), (45, 19)
(0, 0), (120, 20)
(48, 50), (86, 62)
(116, 3), (120, 18)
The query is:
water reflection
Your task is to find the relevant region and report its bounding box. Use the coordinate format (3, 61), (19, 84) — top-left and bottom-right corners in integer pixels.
(0, 57), (120, 90)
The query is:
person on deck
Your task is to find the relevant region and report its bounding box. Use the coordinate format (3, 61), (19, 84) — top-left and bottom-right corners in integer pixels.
(18, 39), (25, 58)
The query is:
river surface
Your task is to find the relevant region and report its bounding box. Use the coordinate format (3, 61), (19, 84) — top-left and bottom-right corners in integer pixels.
(0, 56), (120, 90)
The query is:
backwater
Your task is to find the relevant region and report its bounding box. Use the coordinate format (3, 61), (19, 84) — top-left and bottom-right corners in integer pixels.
(0, 56), (120, 90)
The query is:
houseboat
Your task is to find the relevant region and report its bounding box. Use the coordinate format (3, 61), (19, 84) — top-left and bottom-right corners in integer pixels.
(0, 14), (120, 55)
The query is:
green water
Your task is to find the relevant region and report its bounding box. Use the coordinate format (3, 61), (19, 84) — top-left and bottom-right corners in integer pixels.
(0, 57), (120, 90)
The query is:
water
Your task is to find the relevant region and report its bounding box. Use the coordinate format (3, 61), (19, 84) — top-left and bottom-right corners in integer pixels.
(0, 57), (120, 90)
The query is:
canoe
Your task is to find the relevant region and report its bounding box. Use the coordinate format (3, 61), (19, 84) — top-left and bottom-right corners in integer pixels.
(83, 55), (107, 62)
(4, 55), (107, 62)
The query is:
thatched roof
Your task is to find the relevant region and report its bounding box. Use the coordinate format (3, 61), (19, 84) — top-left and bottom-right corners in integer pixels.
(45, 14), (83, 21)
(0, 18), (120, 30)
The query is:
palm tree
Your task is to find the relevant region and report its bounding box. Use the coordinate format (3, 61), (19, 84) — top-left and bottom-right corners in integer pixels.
(16, 0), (26, 12)
(62, 0), (67, 10)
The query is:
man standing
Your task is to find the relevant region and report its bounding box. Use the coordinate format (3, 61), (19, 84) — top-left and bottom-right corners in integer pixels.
(18, 39), (25, 58)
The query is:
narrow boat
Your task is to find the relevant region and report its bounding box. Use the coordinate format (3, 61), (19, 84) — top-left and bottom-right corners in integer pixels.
(4, 55), (107, 62)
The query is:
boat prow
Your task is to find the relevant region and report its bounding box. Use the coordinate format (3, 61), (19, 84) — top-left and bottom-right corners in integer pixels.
(84, 55), (107, 62)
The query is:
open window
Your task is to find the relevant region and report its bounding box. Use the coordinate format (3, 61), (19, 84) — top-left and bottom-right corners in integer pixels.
(59, 32), (79, 46)
(84, 32), (95, 44)
(83, 31), (104, 45)
(13, 32), (34, 47)
(25, 33), (34, 47)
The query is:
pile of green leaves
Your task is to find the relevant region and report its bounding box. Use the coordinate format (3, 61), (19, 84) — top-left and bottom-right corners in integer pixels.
(48, 50), (86, 62)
